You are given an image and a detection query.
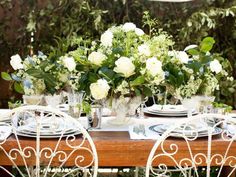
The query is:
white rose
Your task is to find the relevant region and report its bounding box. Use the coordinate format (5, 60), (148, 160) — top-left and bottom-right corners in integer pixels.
(135, 28), (144, 36)
(169, 51), (189, 64)
(10, 54), (23, 70)
(210, 59), (222, 74)
(90, 79), (110, 100)
(122, 22), (136, 32)
(146, 57), (163, 77)
(88, 51), (106, 66)
(138, 44), (151, 56)
(62, 56), (76, 72)
(114, 57), (135, 78)
(184, 44), (198, 51)
(101, 30), (113, 47)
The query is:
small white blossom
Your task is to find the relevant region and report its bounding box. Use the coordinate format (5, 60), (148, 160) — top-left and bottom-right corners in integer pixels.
(62, 56), (76, 72)
(184, 44), (198, 51)
(88, 51), (106, 66)
(114, 57), (135, 78)
(135, 28), (144, 36)
(169, 51), (189, 64)
(10, 54), (24, 70)
(90, 79), (110, 100)
(209, 59), (222, 74)
(138, 44), (151, 57)
(122, 22), (136, 32)
(146, 57), (163, 77)
(100, 30), (113, 47)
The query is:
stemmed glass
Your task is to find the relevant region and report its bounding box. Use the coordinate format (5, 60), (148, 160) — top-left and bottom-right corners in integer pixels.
(181, 96), (200, 118)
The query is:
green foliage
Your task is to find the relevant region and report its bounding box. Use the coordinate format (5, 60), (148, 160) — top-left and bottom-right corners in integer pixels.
(1, 0), (236, 107)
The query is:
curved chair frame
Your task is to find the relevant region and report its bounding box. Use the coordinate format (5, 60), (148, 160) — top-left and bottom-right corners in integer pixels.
(0, 105), (98, 177)
(146, 113), (236, 177)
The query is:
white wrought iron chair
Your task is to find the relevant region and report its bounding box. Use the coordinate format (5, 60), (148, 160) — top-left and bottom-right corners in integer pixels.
(146, 113), (236, 177)
(0, 105), (98, 177)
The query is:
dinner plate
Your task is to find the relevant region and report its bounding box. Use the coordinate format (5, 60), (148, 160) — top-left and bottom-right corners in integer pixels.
(144, 109), (197, 117)
(16, 130), (82, 139)
(0, 109), (11, 122)
(147, 105), (188, 113)
(149, 124), (222, 138)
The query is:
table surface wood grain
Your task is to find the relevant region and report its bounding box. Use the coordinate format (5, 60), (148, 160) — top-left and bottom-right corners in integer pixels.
(1, 131), (236, 167)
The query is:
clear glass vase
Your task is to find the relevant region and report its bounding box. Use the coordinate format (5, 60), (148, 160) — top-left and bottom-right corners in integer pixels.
(107, 96), (141, 125)
(23, 95), (44, 105)
(44, 94), (62, 108)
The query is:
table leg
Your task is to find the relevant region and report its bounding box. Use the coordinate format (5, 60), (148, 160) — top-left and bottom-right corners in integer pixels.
(220, 166), (236, 177)
(0, 166), (12, 177)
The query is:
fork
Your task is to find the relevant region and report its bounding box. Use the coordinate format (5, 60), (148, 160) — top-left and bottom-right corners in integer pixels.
(138, 124), (147, 137)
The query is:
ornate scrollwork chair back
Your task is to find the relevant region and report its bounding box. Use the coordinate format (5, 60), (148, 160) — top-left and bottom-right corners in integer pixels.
(146, 114), (236, 177)
(0, 105), (98, 177)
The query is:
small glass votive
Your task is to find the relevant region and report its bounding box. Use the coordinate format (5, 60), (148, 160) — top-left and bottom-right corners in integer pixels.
(67, 91), (85, 118)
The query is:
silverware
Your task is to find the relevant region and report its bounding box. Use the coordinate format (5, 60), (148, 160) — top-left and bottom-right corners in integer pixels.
(133, 124), (147, 137)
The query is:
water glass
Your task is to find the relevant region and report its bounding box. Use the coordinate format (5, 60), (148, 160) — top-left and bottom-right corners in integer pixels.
(67, 91), (85, 118)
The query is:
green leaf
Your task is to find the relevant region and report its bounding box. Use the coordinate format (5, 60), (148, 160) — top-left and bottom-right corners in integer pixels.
(14, 82), (24, 94)
(187, 49), (199, 55)
(98, 67), (115, 80)
(134, 88), (141, 96)
(88, 72), (99, 83)
(200, 37), (215, 53)
(1, 72), (12, 81)
(130, 76), (145, 86)
(26, 68), (43, 78)
(143, 86), (152, 97)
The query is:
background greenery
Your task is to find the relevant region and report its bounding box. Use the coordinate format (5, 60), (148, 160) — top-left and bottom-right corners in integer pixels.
(0, 0), (236, 108)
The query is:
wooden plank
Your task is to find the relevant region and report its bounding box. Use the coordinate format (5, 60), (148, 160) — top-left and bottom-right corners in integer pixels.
(1, 131), (236, 167)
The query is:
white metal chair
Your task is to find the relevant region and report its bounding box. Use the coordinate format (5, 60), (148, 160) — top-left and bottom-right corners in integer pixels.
(146, 113), (236, 177)
(0, 105), (98, 177)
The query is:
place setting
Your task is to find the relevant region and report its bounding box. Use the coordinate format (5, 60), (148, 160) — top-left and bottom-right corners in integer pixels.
(11, 113), (82, 139)
(143, 104), (198, 117)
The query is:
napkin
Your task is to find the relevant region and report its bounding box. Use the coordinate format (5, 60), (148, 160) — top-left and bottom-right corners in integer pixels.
(129, 124), (160, 140)
(0, 109), (11, 122)
(0, 125), (12, 141)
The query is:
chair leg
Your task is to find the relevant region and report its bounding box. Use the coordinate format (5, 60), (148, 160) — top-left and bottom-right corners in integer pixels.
(83, 169), (88, 177)
(135, 167), (139, 177)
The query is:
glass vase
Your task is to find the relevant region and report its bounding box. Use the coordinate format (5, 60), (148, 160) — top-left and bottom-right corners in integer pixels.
(23, 95), (44, 105)
(44, 94), (62, 108)
(107, 96), (141, 125)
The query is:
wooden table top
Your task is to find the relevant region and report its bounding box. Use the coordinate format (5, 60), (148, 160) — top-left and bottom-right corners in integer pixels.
(1, 130), (236, 167)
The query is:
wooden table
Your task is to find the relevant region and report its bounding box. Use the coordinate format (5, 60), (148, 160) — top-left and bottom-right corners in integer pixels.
(1, 131), (236, 167)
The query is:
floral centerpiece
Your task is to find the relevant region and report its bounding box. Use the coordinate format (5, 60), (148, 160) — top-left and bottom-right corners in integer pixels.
(68, 22), (174, 124)
(163, 37), (233, 113)
(2, 52), (67, 105)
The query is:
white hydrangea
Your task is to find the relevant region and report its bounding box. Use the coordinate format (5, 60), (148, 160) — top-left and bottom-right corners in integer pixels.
(90, 79), (110, 100)
(135, 28), (144, 36)
(146, 57), (163, 77)
(62, 56), (76, 72)
(122, 22), (136, 32)
(101, 30), (113, 47)
(10, 54), (24, 70)
(138, 44), (151, 57)
(114, 57), (135, 78)
(88, 51), (106, 66)
(169, 51), (189, 64)
(209, 59), (222, 74)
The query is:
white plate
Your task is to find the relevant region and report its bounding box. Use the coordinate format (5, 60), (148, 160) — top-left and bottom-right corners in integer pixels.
(149, 124), (222, 138)
(16, 131), (81, 139)
(147, 105), (188, 113)
(144, 108), (197, 117)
